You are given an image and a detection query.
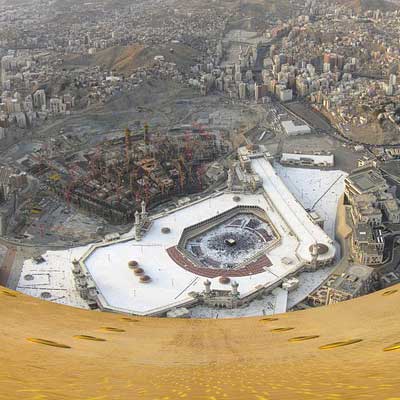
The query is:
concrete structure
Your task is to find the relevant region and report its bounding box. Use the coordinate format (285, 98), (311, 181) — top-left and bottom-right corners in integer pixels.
(33, 89), (46, 110)
(280, 152), (334, 168)
(345, 168), (388, 199)
(166, 307), (190, 318)
(0, 166), (27, 201)
(49, 97), (64, 114)
(0, 209), (8, 235)
(345, 167), (400, 265)
(326, 264), (376, 304)
(352, 224), (384, 265)
(281, 120), (311, 135)
(350, 194), (383, 226)
(277, 87), (293, 102)
(69, 181), (334, 315)
(381, 194), (400, 223)
(39, 126), (230, 225)
(17, 164), (346, 316)
(34, 147), (336, 316)
(380, 271), (400, 288)
(0, 166), (28, 236)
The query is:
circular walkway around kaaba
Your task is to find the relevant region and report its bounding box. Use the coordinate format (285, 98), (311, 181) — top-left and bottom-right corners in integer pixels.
(184, 212), (277, 269)
(167, 246), (272, 277)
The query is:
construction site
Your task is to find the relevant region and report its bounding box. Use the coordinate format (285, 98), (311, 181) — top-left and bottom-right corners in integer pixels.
(26, 123), (231, 224)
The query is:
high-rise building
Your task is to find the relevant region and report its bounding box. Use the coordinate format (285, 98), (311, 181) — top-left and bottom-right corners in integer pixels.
(254, 83), (262, 102)
(33, 89), (46, 110)
(238, 82), (246, 99)
(50, 97), (64, 114)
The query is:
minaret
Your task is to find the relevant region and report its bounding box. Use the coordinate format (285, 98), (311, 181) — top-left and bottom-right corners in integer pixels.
(227, 167), (233, 191)
(72, 259), (81, 275)
(310, 244), (319, 271)
(134, 210), (142, 241)
(231, 281), (239, 297)
(144, 123), (149, 155)
(204, 279), (211, 296)
(141, 200), (148, 223)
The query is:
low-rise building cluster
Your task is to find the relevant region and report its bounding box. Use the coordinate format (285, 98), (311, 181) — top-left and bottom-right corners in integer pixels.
(0, 165), (28, 235)
(345, 167), (400, 265)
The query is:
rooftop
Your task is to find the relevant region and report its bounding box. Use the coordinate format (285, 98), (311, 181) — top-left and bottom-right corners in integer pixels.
(354, 223), (374, 242)
(281, 152), (334, 165)
(81, 191), (310, 315)
(346, 168), (388, 193)
(17, 159), (344, 317)
(77, 156), (335, 315)
(281, 120), (311, 135)
(331, 264), (375, 295)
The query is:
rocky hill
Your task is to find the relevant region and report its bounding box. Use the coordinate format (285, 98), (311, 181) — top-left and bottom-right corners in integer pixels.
(336, 0), (400, 11)
(64, 43), (200, 75)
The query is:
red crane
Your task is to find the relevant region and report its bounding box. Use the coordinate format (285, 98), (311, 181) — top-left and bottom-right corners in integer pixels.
(65, 164), (80, 207)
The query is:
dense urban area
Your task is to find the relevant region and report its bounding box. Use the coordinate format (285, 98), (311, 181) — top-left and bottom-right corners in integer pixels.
(1, 0), (400, 318)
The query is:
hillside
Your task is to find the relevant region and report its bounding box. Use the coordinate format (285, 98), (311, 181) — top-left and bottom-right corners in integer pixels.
(336, 0), (400, 11)
(64, 44), (200, 75)
(64, 45), (144, 74)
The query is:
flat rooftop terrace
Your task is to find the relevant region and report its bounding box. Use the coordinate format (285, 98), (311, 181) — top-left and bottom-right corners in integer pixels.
(82, 192), (305, 315)
(347, 169), (387, 192)
(17, 159), (341, 317)
(251, 156), (335, 263)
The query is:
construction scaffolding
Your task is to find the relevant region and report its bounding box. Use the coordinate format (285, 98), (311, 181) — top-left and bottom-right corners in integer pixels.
(31, 124), (230, 224)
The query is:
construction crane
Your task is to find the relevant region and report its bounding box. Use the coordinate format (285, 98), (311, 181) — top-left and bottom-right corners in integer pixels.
(179, 156), (186, 190)
(115, 183), (122, 208)
(65, 165), (80, 207)
(135, 187), (142, 205)
(144, 122), (150, 155)
(173, 158), (186, 192)
(143, 178), (151, 204)
(276, 138), (284, 158)
(125, 128), (132, 173)
(196, 165), (205, 190)
(184, 130), (194, 161)
(39, 223), (46, 239)
(129, 168), (137, 202)
(88, 146), (102, 181)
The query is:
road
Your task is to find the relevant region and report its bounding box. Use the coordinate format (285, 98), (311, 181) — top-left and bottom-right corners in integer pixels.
(282, 99), (400, 151)
(0, 247), (17, 286)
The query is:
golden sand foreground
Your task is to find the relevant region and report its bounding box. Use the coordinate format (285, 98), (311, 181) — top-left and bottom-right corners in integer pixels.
(0, 282), (399, 400)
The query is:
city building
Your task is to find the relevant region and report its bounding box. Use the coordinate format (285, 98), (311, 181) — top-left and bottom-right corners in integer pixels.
(33, 89), (46, 111)
(280, 120), (311, 135)
(326, 264), (376, 304)
(280, 152), (334, 168)
(345, 168), (388, 199)
(352, 224), (384, 265)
